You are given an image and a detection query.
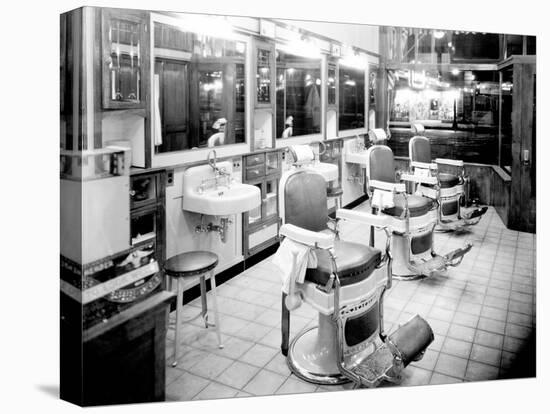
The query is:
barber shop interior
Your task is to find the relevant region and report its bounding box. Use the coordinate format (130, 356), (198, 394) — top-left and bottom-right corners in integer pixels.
(59, 5), (537, 407)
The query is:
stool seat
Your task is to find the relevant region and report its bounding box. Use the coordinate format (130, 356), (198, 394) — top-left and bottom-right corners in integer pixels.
(164, 251), (218, 277)
(327, 186), (344, 197)
(164, 250), (223, 366)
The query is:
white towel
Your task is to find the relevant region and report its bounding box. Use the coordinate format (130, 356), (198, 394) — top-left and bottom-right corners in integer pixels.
(153, 74), (162, 146)
(290, 145), (314, 163)
(272, 238), (317, 295)
(371, 189), (395, 209)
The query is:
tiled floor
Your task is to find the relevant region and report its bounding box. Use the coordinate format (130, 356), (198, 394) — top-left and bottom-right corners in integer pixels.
(164, 205), (536, 401)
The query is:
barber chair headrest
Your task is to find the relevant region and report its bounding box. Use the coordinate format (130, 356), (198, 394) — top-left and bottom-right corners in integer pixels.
(288, 145), (315, 164)
(409, 136), (431, 164)
(411, 123), (425, 134)
(284, 170), (328, 232)
(367, 145), (396, 183)
(368, 128), (387, 143)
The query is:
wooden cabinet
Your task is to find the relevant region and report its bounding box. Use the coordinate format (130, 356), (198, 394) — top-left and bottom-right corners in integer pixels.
(497, 56), (536, 233)
(243, 150), (282, 257)
(101, 9), (150, 109)
(130, 171), (166, 264)
(254, 42), (276, 108)
(61, 290), (174, 406)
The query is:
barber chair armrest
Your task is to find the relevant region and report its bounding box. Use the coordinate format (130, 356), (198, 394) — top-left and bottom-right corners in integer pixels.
(400, 173), (438, 186)
(369, 179), (406, 194)
(411, 161), (438, 170)
(336, 209), (390, 229)
(435, 158), (464, 167)
(280, 224), (334, 250)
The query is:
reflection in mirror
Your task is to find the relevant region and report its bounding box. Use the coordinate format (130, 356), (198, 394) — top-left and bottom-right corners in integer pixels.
(107, 18), (141, 103)
(276, 51), (322, 138)
(338, 66), (365, 130)
(368, 65), (377, 129)
(153, 21), (246, 154)
(327, 64), (337, 106)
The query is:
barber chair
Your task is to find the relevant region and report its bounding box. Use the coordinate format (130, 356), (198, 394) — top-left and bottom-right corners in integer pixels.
(277, 168), (434, 388)
(408, 124), (487, 232)
(364, 144), (473, 279)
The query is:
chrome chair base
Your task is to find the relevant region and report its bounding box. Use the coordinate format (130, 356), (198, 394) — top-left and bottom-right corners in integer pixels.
(287, 311), (350, 385)
(287, 326), (350, 385)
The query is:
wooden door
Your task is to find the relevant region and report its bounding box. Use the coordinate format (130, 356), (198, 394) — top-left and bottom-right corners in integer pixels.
(155, 59), (189, 152)
(510, 60), (536, 232)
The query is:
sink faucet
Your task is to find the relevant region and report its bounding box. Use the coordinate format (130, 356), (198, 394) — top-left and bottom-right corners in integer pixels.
(207, 149), (217, 172)
(205, 149), (231, 189)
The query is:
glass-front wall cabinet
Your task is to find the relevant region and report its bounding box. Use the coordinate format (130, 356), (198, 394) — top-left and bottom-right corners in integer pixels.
(256, 47), (274, 106)
(338, 65), (365, 131)
(102, 9), (149, 109)
(153, 19), (246, 153)
(276, 50), (322, 138)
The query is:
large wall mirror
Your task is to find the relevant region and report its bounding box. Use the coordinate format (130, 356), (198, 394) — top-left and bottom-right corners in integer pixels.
(338, 65), (365, 131)
(153, 18), (246, 153)
(275, 50), (322, 138)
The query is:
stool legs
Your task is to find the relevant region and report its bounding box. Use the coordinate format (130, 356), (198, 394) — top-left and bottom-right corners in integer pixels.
(199, 276), (208, 327)
(209, 270), (224, 349)
(172, 277), (184, 367)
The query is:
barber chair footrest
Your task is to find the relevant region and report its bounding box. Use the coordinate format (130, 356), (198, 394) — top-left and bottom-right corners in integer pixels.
(346, 344), (400, 387)
(461, 206), (488, 221)
(411, 256), (447, 277)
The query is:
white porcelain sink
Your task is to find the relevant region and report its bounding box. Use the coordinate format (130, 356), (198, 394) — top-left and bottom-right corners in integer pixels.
(305, 162), (338, 182)
(182, 161), (261, 216)
(345, 151), (369, 166)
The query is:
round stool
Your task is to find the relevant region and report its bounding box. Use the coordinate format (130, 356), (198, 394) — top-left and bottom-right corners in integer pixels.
(164, 251), (223, 367)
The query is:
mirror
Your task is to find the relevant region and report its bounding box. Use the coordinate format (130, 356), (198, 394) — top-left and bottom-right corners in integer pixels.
(338, 66), (365, 131)
(276, 50), (322, 138)
(153, 21), (246, 153)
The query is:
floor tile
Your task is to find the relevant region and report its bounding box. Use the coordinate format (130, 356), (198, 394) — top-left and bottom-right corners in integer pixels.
(477, 317), (506, 335)
(447, 324), (476, 342)
(186, 353), (234, 380)
(465, 361), (500, 382)
(505, 323), (531, 339)
(470, 344), (501, 366)
(234, 321), (274, 342)
(213, 336), (255, 360)
(474, 330), (504, 349)
(193, 382), (238, 400)
(441, 337), (472, 359)
(453, 312), (479, 328)
(216, 361), (261, 390)
(400, 366), (432, 386)
(411, 349), (439, 371)
(434, 354), (468, 379)
(243, 369), (288, 396)
(275, 376), (318, 395)
(240, 343), (280, 368)
(166, 371), (210, 401)
(264, 352), (292, 376)
(429, 373), (463, 385)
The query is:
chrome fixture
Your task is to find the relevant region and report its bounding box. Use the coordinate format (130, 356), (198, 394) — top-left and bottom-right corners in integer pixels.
(195, 215), (233, 243)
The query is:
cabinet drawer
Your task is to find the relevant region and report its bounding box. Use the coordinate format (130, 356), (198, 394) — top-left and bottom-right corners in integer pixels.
(245, 166), (265, 181)
(248, 222), (279, 250)
(245, 153), (266, 167)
